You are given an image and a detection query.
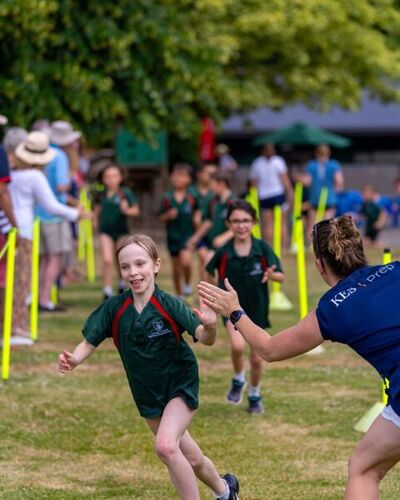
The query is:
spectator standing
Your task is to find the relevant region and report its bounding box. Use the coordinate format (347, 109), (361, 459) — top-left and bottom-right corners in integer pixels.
(5, 131), (80, 344)
(0, 115), (18, 332)
(299, 144), (344, 232)
(35, 121), (81, 312)
(216, 144), (238, 172)
(250, 143), (293, 248)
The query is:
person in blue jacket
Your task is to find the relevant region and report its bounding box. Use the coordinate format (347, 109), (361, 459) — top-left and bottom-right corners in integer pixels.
(199, 214), (400, 499)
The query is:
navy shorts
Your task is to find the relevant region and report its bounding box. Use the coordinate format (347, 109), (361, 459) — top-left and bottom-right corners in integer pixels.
(260, 194), (285, 210)
(196, 238), (209, 250)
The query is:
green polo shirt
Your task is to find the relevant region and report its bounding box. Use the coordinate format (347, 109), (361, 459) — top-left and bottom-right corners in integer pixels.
(159, 190), (197, 254)
(206, 237), (283, 328)
(188, 184), (214, 221)
(82, 286), (201, 419)
(206, 194), (236, 248)
(96, 187), (138, 241)
(362, 201), (381, 237)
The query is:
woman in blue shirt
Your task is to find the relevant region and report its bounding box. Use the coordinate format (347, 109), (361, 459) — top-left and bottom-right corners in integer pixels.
(199, 215), (400, 499)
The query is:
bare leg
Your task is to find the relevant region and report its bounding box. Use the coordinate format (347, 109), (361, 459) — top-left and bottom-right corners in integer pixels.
(39, 253), (62, 306)
(261, 209), (273, 245)
(146, 397), (226, 499)
(227, 320), (246, 374)
(179, 430), (226, 494)
(180, 248), (193, 288)
(281, 204), (290, 250)
(249, 347), (263, 387)
(345, 414), (400, 500)
(197, 246), (209, 281)
(100, 234), (114, 290)
(171, 255), (182, 296)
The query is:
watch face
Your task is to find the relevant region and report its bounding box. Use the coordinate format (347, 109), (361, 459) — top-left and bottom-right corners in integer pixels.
(230, 310), (243, 323)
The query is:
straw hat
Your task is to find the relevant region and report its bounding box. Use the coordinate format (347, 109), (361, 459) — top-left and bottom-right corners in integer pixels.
(15, 131), (56, 166)
(0, 114), (8, 126)
(50, 120), (81, 146)
(216, 143), (229, 155)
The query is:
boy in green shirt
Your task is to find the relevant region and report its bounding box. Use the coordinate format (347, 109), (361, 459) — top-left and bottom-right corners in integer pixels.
(187, 162), (218, 280)
(94, 165), (140, 299)
(189, 171), (237, 263)
(158, 163), (199, 299)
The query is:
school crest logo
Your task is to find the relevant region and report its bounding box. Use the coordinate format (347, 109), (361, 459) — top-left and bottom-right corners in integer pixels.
(153, 320), (164, 332)
(148, 319), (171, 338)
(250, 262), (263, 276)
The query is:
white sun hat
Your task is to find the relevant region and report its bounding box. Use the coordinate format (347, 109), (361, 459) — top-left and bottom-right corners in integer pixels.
(15, 131), (56, 166)
(50, 120), (81, 146)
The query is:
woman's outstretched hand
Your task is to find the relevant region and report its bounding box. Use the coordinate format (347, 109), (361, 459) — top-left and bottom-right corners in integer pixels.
(198, 278), (241, 317)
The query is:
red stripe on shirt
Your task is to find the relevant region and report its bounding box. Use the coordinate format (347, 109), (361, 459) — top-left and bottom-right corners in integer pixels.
(112, 296), (133, 349)
(218, 252), (228, 281)
(150, 296), (181, 344)
(186, 193), (196, 208)
(260, 255), (268, 272)
(0, 176), (10, 183)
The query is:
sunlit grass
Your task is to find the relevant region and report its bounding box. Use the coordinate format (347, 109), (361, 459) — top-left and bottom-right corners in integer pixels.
(0, 247), (399, 499)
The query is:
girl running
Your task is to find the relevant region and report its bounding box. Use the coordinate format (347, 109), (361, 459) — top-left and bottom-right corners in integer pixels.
(206, 200), (284, 413)
(58, 233), (239, 500)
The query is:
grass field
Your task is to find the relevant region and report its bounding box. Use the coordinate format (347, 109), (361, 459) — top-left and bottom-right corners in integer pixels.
(0, 246), (399, 499)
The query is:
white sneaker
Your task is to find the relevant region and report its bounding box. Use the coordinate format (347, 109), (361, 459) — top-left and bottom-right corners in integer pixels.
(183, 284), (192, 296)
(10, 336), (34, 346)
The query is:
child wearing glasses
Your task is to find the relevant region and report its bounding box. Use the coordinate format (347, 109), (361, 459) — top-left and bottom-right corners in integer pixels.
(205, 200), (284, 413)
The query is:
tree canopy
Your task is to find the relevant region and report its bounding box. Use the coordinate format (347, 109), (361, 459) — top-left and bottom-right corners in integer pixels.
(1, 0), (400, 144)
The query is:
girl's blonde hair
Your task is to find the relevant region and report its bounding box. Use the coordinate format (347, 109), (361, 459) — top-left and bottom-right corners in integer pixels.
(312, 215), (367, 277)
(115, 233), (159, 263)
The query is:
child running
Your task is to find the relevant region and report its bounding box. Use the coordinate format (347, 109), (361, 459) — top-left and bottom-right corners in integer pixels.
(206, 200), (284, 413)
(158, 163), (199, 299)
(58, 233), (239, 500)
(188, 171), (236, 263)
(187, 162), (218, 280)
(93, 165), (140, 300)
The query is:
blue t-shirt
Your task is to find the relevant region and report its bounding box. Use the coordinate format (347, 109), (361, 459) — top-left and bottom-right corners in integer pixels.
(35, 146), (69, 223)
(306, 159), (341, 207)
(0, 146), (11, 234)
(316, 262), (400, 403)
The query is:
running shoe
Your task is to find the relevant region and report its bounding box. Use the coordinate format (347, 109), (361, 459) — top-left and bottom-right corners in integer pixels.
(247, 395), (264, 414)
(226, 379), (247, 405)
(220, 473), (240, 500)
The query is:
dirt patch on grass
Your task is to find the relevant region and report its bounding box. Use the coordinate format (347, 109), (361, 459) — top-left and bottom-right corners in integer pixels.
(0, 446), (161, 493)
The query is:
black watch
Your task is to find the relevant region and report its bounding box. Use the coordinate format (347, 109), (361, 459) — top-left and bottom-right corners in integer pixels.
(229, 309), (246, 326)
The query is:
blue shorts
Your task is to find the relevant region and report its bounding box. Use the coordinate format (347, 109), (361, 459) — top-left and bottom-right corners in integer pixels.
(196, 238), (209, 250)
(260, 194), (285, 210)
